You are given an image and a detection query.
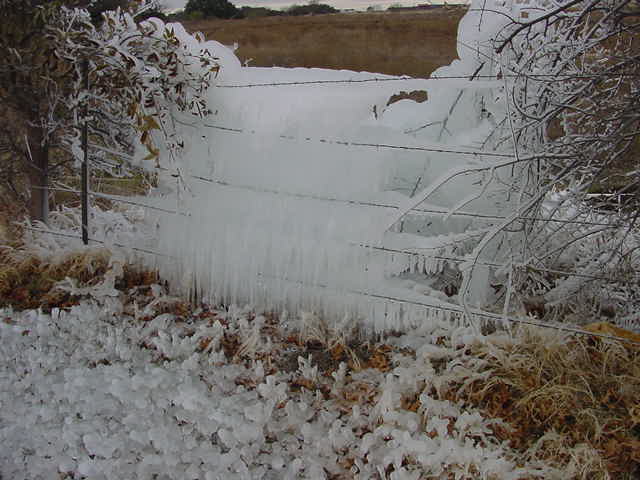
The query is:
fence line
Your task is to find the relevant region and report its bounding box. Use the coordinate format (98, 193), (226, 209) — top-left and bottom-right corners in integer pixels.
(358, 243), (620, 282)
(38, 183), (621, 283)
(215, 72), (640, 88)
(43, 179), (626, 282)
(90, 191), (187, 216)
(46, 174), (632, 230)
(21, 226), (640, 346)
(23, 226), (173, 258)
(185, 174), (622, 228)
(58, 50), (638, 344)
(87, 190), (187, 216)
(45, 184), (620, 281)
(256, 272), (640, 346)
(196, 120), (580, 164)
(17, 8), (637, 357)
(196, 121), (518, 158)
(46, 185), (186, 216)
(41, 182), (621, 282)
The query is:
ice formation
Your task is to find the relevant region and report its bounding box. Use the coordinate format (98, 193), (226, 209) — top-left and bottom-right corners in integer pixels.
(0, 301), (553, 479)
(141, 0), (526, 331)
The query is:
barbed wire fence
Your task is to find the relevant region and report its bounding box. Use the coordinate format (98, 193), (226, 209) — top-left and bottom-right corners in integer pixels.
(31, 1), (639, 347)
(22, 223), (640, 346)
(41, 143), (638, 344)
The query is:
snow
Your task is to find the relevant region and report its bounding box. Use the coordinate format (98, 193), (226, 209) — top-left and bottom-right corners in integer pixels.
(4, 205), (557, 480)
(0, 293), (552, 479)
(138, 0), (523, 329)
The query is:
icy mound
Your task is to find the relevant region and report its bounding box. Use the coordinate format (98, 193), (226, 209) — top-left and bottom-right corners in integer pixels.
(143, 0), (521, 330)
(0, 301), (550, 480)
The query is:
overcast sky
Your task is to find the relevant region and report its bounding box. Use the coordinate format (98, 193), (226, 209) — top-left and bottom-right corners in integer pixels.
(161, 0), (445, 12)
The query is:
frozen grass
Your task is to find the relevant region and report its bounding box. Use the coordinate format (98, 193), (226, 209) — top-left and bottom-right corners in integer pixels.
(0, 204), (156, 310)
(0, 276), (547, 479)
(0, 246), (112, 310)
(0, 245), (159, 311)
(2, 225), (640, 478)
(435, 327), (640, 478)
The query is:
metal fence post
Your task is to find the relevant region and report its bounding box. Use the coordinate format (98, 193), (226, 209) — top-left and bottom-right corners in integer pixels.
(81, 59), (90, 245)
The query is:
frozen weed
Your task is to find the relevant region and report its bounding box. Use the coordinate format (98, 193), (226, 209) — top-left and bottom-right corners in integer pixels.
(436, 326), (640, 478)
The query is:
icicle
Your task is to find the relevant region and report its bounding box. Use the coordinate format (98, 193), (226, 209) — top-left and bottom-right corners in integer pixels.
(136, 20), (517, 333)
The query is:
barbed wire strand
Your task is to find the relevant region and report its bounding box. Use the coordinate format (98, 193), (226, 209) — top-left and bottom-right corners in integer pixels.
(216, 71), (640, 88)
(46, 171), (632, 231)
(32, 188), (617, 281)
(90, 191), (186, 216)
(357, 243), (621, 282)
(44, 185), (186, 216)
(186, 174), (621, 228)
(198, 122), (517, 158)
(47, 165), (619, 230)
(22, 227), (639, 345)
(258, 272), (640, 346)
(58, 179), (639, 280)
(23, 226), (174, 258)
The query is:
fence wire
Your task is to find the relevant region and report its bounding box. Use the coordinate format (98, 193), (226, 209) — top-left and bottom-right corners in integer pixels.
(23, 225), (173, 258)
(185, 173), (622, 229)
(216, 72), (640, 88)
(196, 121), (517, 158)
(22, 226), (640, 347)
(49, 22), (639, 345)
(45, 182), (621, 283)
(52, 171), (620, 284)
(46, 185), (185, 216)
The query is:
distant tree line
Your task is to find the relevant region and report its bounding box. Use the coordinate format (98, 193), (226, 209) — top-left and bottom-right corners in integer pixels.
(171, 0), (466, 21)
(285, 2), (338, 15)
(174, 0), (338, 21)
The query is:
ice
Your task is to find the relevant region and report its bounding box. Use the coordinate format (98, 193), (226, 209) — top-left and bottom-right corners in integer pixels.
(133, 1), (525, 331)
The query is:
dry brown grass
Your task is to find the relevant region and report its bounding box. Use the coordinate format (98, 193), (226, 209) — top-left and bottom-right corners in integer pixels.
(182, 9), (466, 78)
(439, 328), (640, 479)
(0, 246), (158, 311)
(0, 247), (108, 310)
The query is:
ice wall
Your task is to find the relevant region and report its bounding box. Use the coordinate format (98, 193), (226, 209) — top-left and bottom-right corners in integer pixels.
(144, 1), (521, 331)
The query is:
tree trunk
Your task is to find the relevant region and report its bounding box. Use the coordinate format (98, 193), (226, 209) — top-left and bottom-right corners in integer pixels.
(26, 126), (49, 224)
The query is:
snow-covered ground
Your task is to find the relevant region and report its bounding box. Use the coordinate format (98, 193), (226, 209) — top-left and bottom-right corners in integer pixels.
(0, 284), (553, 479)
(2, 214), (555, 478)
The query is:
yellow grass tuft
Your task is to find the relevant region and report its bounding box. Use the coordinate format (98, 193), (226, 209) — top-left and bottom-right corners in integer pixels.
(0, 246), (157, 311)
(438, 327), (640, 478)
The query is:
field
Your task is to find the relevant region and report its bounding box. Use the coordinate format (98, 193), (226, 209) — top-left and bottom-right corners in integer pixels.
(182, 9), (467, 78)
